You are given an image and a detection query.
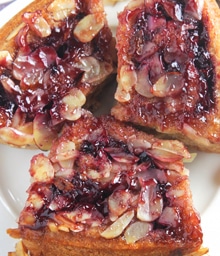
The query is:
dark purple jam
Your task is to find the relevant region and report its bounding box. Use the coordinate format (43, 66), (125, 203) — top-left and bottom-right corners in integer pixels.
(127, 0), (214, 128)
(26, 135), (172, 230)
(0, 3), (113, 127)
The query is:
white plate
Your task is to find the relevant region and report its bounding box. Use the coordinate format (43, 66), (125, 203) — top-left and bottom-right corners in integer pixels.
(0, 0), (13, 5)
(0, 0), (220, 255)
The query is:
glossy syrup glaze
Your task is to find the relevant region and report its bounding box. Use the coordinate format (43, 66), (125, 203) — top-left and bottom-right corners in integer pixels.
(116, 0), (214, 131)
(18, 116), (202, 246)
(0, 0), (115, 148)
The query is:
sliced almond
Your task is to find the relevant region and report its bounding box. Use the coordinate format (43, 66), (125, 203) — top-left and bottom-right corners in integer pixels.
(33, 113), (58, 151)
(26, 193), (44, 210)
(57, 225), (70, 232)
(101, 210), (134, 239)
(48, 222), (58, 232)
(30, 154), (54, 182)
(74, 57), (113, 84)
(6, 23), (26, 42)
(115, 65), (137, 102)
(136, 65), (154, 98)
(184, 0), (204, 20)
(158, 206), (180, 227)
(183, 123), (211, 147)
(60, 88), (86, 121)
(0, 76), (21, 94)
(47, 0), (76, 21)
(108, 190), (132, 221)
(32, 16), (52, 37)
(54, 140), (76, 162)
(149, 140), (191, 162)
(22, 12), (51, 37)
(127, 0), (146, 11)
(127, 136), (152, 154)
(152, 73), (184, 97)
(137, 179), (163, 222)
(0, 127), (34, 147)
(0, 50), (13, 68)
(124, 221), (153, 244)
(13, 241), (29, 256)
(74, 13), (105, 43)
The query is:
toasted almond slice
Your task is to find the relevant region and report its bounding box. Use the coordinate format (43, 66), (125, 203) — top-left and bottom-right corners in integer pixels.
(30, 154), (54, 182)
(101, 210), (134, 239)
(137, 180), (163, 222)
(74, 13), (105, 43)
(26, 193), (44, 210)
(60, 88), (86, 121)
(0, 50), (13, 68)
(124, 221), (153, 244)
(0, 127), (34, 146)
(13, 241), (29, 256)
(47, 0), (76, 21)
(33, 113), (58, 151)
(115, 65), (137, 102)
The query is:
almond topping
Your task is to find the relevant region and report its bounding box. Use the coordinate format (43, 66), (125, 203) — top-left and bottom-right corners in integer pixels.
(127, 136), (152, 154)
(0, 76), (21, 94)
(74, 13), (105, 43)
(185, 0), (204, 20)
(23, 12), (51, 37)
(108, 190), (132, 221)
(183, 123), (211, 147)
(47, 0), (76, 21)
(127, 0), (147, 11)
(33, 113), (58, 151)
(30, 154), (54, 182)
(48, 222), (58, 232)
(57, 225), (70, 232)
(60, 88), (86, 121)
(115, 65), (136, 102)
(12, 241), (28, 256)
(0, 127), (34, 147)
(74, 57), (113, 84)
(137, 179), (163, 222)
(26, 193), (44, 210)
(0, 50), (13, 68)
(32, 16), (52, 37)
(152, 72), (184, 97)
(124, 221), (153, 244)
(53, 141), (76, 162)
(19, 212), (36, 226)
(158, 206), (180, 227)
(150, 140), (191, 162)
(136, 65), (154, 98)
(101, 210), (134, 239)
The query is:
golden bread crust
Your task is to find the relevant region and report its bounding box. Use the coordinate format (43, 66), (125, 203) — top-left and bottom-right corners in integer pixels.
(8, 227), (208, 256)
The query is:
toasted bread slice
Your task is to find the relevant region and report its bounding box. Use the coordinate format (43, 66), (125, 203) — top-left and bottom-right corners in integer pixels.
(111, 0), (220, 152)
(8, 113), (207, 256)
(0, 0), (116, 150)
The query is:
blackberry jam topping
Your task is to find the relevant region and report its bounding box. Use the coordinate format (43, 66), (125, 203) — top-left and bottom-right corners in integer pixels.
(20, 116), (200, 245)
(116, 0), (215, 131)
(0, 0), (115, 149)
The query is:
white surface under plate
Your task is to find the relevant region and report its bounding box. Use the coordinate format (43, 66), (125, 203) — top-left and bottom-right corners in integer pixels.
(0, 0), (220, 255)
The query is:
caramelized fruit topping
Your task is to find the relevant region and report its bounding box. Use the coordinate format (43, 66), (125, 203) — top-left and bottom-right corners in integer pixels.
(19, 116), (202, 246)
(0, 0), (115, 148)
(116, 0), (214, 129)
